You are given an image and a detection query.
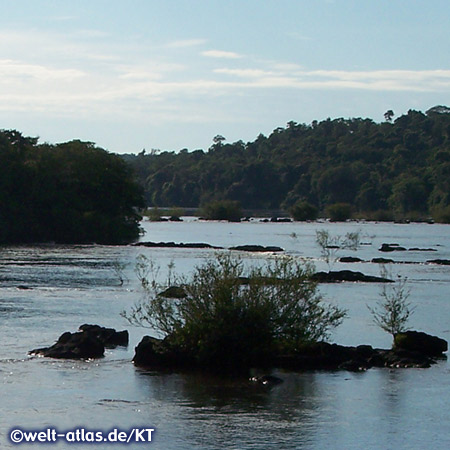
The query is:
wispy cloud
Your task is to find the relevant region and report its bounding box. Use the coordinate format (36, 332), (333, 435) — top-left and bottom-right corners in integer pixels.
(202, 50), (243, 59)
(166, 39), (207, 48)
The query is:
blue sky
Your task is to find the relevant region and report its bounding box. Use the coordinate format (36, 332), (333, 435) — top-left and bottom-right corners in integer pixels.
(0, 0), (449, 153)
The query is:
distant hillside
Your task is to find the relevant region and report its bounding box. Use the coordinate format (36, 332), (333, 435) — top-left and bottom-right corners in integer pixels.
(122, 106), (450, 222)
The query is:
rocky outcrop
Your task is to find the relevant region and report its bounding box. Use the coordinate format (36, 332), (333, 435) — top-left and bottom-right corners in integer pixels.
(229, 245), (284, 252)
(78, 324), (129, 348)
(29, 325), (128, 359)
(427, 259), (450, 266)
(134, 241), (222, 249)
(394, 331), (448, 357)
(133, 335), (193, 370)
(311, 270), (393, 283)
(379, 243), (407, 252)
(30, 331), (105, 359)
(339, 256), (364, 263)
(133, 331), (447, 374)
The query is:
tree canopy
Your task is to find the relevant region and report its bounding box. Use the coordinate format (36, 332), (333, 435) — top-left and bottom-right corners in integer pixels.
(0, 131), (144, 244)
(122, 107), (450, 221)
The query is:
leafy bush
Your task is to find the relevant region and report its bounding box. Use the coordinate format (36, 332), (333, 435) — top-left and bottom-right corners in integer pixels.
(326, 203), (352, 222)
(124, 253), (346, 372)
(368, 266), (414, 337)
(289, 201), (319, 221)
(200, 200), (242, 222)
(315, 229), (361, 269)
(432, 205), (450, 223)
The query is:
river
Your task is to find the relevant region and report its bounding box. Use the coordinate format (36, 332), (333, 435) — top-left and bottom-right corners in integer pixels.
(1, 219), (449, 449)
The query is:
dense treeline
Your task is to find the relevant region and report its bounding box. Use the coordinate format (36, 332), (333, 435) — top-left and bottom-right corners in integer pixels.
(123, 106), (450, 221)
(0, 131), (144, 244)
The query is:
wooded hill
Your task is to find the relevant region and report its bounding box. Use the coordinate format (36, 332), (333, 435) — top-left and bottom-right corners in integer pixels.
(122, 106), (450, 221)
(0, 131), (144, 244)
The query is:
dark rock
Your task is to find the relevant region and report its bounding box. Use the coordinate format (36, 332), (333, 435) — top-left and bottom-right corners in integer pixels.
(78, 324), (129, 347)
(372, 257), (394, 264)
(250, 375), (283, 385)
(158, 286), (187, 299)
(377, 349), (433, 368)
(229, 245), (284, 252)
(30, 331), (104, 359)
(379, 243), (407, 252)
(274, 342), (371, 371)
(169, 216), (183, 222)
(133, 335), (193, 370)
(134, 241), (222, 249)
(311, 270), (393, 283)
(427, 259), (450, 266)
(339, 256), (363, 263)
(408, 247), (437, 252)
(394, 331), (448, 357)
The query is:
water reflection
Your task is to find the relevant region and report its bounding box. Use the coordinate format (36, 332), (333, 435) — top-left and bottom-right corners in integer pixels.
(135, 369), (322, 449)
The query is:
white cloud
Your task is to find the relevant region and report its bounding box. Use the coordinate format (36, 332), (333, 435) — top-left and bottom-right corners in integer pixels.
(201, 50), (243, 59)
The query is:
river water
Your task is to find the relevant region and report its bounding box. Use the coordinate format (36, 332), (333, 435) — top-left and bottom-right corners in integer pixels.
(1, 220), (449, 449)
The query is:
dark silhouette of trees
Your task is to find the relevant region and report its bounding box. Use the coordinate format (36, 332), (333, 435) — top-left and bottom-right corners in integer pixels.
(0, 131), (144, 244)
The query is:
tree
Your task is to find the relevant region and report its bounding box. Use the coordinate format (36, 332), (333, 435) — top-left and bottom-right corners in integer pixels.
(200, 200), (242, 222)
(384, 110), (394, 122)
(368, 266), (414, 337)
(289, 200), (318, 221)
(315, 229), (361, 269)
(124, 254), (346, 372)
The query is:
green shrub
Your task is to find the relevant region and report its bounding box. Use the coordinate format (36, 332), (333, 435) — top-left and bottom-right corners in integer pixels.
(289, 201), (319, 221)
(124, 253), (346, 372)
(201, 200), (242, 222)
(367, 266), (414, 338)
(432, 205), (450, 223)
(326, 203), (352, 221)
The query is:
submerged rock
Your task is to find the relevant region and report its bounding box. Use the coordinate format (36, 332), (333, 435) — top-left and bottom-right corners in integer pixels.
(134, 241), (223, 249)
(250, 375), (284, 385)
(311, 270), (393, 283)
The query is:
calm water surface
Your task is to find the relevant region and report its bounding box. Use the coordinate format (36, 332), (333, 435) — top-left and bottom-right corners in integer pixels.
(1, 220), (449, 449)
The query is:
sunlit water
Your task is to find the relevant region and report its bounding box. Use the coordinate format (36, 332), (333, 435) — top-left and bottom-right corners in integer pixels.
(1, 220), (449, 449)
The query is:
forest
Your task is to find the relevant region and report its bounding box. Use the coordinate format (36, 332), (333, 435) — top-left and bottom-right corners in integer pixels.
(122, 106), (450, 222)
(0, 131), (144, 244)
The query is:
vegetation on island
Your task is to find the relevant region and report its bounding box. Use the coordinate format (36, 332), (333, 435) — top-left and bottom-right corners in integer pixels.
(0, 130), (144, 244)
(368, 266), (414, 337)
(123, 253), (346, 373)
(122, 106), (450, 222)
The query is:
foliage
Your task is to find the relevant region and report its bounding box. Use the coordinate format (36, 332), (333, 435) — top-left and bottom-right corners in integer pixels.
(200, 200), (243, 222)
(289, 201), (318, 221)
(368, 266), (414, 337)
(124, 253), (346, 371)
(326, 203), (352, 221)
(0, 131), (144, 244)
(315, 229), (361, 269)
(121, 107), (450, 218)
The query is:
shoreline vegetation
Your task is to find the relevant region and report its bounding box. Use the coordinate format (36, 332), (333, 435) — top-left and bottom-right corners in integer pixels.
(124, 106), (450, 225)
(2, 105), (449, 246)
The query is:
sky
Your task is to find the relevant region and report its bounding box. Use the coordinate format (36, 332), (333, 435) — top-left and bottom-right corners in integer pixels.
(0, 0), (449, 154)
